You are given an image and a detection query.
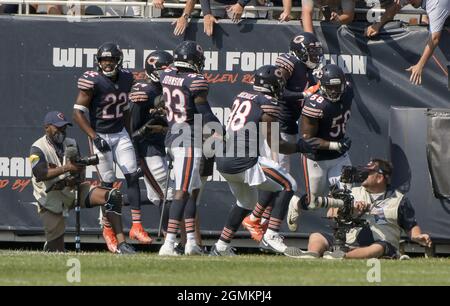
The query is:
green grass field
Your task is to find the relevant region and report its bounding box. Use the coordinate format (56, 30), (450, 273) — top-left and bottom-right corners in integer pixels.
(0, 250), (449, 286)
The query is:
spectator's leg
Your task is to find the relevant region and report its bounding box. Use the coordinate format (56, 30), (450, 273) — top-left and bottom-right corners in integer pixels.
(47, 5), (63, 15)
(308, 232), (330, 256)
(345, 243), (384, 259)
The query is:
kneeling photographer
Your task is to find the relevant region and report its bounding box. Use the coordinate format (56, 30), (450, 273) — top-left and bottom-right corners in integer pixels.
(285, 159), (431, 259)
(29, 111), (135, 254)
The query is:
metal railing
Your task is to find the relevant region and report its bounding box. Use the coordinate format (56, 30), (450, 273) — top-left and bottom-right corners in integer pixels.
(0, 0), (427, 18)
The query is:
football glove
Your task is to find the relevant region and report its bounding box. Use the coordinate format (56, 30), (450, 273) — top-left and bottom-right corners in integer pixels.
(93, 135), (111, 153)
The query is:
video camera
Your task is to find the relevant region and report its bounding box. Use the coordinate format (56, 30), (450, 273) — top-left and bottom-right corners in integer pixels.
(64, 145), (99, 185)
(44, 147), (98, 193)
(327, 166), (369, 251)
(65, 145), (99, 167)
(72, 154), (99, 166)
(313, 166), (369, 209)
(313, 166), (368, 210)
(340, 166), (370, 184)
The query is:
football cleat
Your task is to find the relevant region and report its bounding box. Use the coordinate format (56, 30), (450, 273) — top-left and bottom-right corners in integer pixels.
(242, 215), (264, 242)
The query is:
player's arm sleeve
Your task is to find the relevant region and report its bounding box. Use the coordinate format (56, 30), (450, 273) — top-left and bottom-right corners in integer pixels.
(129, 83), (149, 104)
(283, 88), (304, 102)
(189, 77), (209, 98)
(29, 146), (48, 181)
(397, 197), (418, 232)
(191, 77), (221, 125)
(129, 102), (145, 133)
(195, 97), (221, 125)
(275, 54), (295, 79)
(77, 72), (97, 93)
(74, 72), (97, 115)
(260, 103), (282, 121)
(307, 70), (317, 86)
(301, 98), (324, 119)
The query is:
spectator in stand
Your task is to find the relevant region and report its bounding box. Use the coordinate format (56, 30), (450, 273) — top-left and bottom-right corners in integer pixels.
(172, 0), (197, 35)
(196, 0), (293, 36)
(301, 0), (356, 33)
(1, 3), (38, 14)
(365, 0), (449, 85)
(104, 0), (143, 16)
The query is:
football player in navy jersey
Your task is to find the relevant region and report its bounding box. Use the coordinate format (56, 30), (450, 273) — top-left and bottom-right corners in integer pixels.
(128, 50), (174, 245)
(158, 41), (221, 256)
(210, 65), (320, 256)
(242, 32), (323, 238)
(287, 64), (354, 230)
(73, 42), (143, 252)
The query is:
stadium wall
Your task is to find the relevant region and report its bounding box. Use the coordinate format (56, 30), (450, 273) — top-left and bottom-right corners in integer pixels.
(0, 16), (449, 242)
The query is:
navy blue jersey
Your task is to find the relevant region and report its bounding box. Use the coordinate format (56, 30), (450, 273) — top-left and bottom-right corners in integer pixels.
(77, 69), (134, 134)
(301, 87), (353, 161)
(276, 53), (316, 134)
(129, 81), (166, 157)
(160, 67), (209, 148)
(216, 91), (281, 174)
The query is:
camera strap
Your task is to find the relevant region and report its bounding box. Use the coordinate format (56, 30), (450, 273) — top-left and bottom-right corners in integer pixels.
(369, 191), (388, 210)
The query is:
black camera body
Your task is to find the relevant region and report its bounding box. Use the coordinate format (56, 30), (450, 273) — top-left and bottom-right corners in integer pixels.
(329, 187), (354, 222)
(69, 154), (99, 183)
(74, 155), (99, 166)
(340, 166), (369, 184)
(66, 145), (99, 183)
(329, 167), (369, 251)
(45, 145), (98, 193)
(65, 144), (99, 167)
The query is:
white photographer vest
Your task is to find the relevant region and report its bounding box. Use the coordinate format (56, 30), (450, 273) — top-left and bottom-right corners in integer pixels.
(31, 136), (78, 214)
(347, 186), (403, 250)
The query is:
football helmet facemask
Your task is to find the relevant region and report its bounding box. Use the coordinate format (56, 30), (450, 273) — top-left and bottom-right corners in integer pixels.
(316, 64), (346, 102)
(96, 42), (123, 78)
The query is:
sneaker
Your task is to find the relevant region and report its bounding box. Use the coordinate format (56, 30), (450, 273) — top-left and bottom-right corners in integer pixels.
(323, 249), (346, 260)
(117, 242), (136, 255)
(103, 227), (118, 253)
(129, 223), (153, 244)
(284, 247), (319, 259)
(184, 241), (204, 256)
(287, 195), (300, 232)
(242, 215), (264, 242)
(159, 242), (180, 256)
(209, 244), (237, 256)
(259, 233), (287, 254)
